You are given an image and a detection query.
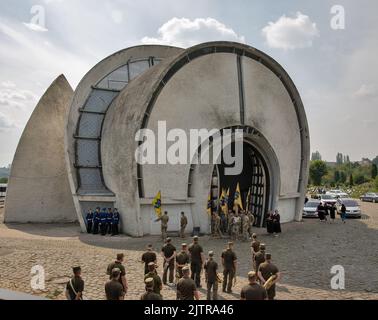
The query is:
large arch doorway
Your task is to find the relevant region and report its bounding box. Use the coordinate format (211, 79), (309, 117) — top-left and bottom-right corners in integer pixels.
(210, 141), (271, 227)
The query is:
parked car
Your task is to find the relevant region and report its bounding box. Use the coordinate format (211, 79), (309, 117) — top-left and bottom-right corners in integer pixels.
(336, 199), (362, 218)
(303, 200), (320, 218)
(360, 192), (378, 203)
(327, 190), (348, 198)
(319, 194), (338, 205)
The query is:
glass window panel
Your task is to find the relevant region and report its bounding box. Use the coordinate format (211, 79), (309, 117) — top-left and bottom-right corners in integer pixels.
(129, 60), (150, 81)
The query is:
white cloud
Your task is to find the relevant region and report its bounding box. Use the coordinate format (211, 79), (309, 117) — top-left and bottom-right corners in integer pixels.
(353, 84), (378, 99)
(0, 112), (16, 131)
(262, 12), (319, 50)
(141, 17), (245, 48)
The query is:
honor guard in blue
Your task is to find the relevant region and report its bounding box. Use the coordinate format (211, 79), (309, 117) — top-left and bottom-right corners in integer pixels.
(85, 209), (94, 234)
(100, 208), (108, 236)
(112, 208), (120, 236)
(93, 207), (100, 234)
(106, 208), (113, 235)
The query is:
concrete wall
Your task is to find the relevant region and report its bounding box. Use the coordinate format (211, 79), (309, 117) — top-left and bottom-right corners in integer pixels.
(4, 75), (76, 223)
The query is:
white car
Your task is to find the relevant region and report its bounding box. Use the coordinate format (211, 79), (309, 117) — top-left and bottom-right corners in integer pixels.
(336, 199), (362, 218)
(303, 200), (320, 218)
(326, 190), (348, 198)
(319, 194), (338, 205)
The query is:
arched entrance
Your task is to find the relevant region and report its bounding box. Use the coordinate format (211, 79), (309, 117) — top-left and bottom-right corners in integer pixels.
(210, 141), (271, 227)
(189, 126), (280, 233)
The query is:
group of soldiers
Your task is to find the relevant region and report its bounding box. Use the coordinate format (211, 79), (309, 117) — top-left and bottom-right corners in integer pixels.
(211, 208), (255, 241)
(85, 207), (120, 236)
(65, 234), (281, 301)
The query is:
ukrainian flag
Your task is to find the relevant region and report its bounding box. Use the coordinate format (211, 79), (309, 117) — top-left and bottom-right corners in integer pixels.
(246, 188), (251, 211)
(207, 192), (212, 216)
(234, 183), (243, 210)
(152, 191), (162, 218)
(220, 189), (228, 215)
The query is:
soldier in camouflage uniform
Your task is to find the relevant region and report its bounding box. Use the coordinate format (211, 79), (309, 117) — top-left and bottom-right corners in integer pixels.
(231, 213), (241, 241)
(247, 211), (255, 239)
(241, 212), (250, 242)
(157, 211), (169, 241)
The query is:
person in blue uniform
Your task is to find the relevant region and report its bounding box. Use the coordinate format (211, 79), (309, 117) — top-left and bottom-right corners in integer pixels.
(85, 209), (94, 234)
(100, 208), (108, 236)
(93, 207), (101, 234)
(107, 208), (113, 235)
(112, 208), (120, 236)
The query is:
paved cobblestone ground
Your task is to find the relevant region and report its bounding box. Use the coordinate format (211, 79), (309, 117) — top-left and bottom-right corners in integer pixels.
(0, 201), (377, 300)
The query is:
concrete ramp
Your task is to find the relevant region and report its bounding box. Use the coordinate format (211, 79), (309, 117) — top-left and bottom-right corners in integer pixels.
(4, 75), (76, 223)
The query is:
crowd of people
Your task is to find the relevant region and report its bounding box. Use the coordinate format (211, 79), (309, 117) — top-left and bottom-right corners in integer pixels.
(85, 207), (121, 236)
(316, 202), (347, 224)
(65, 234), (281, 301)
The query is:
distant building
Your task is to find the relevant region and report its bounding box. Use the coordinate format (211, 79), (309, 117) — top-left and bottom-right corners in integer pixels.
(4, 42), (310, 236)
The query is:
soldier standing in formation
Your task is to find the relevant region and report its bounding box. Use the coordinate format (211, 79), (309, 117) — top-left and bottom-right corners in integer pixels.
(247, 211), (255, 239)
(112, 208), (120, 236)
(241, 211), (250, 241)
(85, 209), (93, 234)
(106, 208), (113, 235)
(161, 238), (176, 285)
(65, 266), (84, 300)
(204, 251), (219, 300)
(141, 244), (157, 275)
(105, 268), (125, 300)
(188, 236), (205, 288)
(144, 262), (163, 296)
(176, 243), (190, 280)
(227, 210), (234, 236)
(258, 253), (281, 300)
(157, 211), (169, 241)
(212, 213), (223, 238)
(231, 213), (241, 241)
(251, 233), (260, 264)
(254, 243), (266, 273)
(92, 207), (100, 234)
(100, 208), (108, 236)
(176, 266), (199, 300)
(221, 242), (237, 294)
(141, 278), (163, 300)
(240, 271), (268, 300)
(106, 253), (128, 296)
(180, 212), (188, 238)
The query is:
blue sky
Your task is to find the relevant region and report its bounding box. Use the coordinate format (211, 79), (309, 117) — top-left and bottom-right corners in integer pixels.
(0, 0), (377, 166)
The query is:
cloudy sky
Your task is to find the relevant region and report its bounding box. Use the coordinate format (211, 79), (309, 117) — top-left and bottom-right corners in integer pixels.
(0, 0), (377, 166)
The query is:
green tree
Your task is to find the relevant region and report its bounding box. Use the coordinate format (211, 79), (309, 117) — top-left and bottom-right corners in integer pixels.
(340, 171), (347, 184)
(0, 177), (8, 184)
(354, 174), (365, 185)
(375, 177), (378, 190)
(372, 164), (378, 180)
(349, 174), (354, 186)
(309, 160), (328, 186)
(334, 170), (340, 184)
(372, 156), (378, 167)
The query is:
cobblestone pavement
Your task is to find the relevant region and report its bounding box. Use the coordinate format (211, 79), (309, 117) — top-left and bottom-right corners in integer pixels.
(0, 201), (377, 300)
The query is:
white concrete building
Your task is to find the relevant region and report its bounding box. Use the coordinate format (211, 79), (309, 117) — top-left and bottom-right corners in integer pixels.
(4, 42), (310, 236)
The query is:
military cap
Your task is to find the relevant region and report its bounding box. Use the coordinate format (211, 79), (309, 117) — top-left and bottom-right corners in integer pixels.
(181, 243), (187, 247)
(248, 271), (257, 278)
(265, 253), (272, 260)
(260, 244), (266, 250)
(193, 236), (199, 240)
(111, 268), (121, 277)
(208, 251), (214, 257)
(145, 277), (154, 286)
(72, 266), (81, 273)
(166, 237), (172, 243)
(228, 241), (234, 246)
(182, 266), (190, 272)
(148, 262), (155, 267)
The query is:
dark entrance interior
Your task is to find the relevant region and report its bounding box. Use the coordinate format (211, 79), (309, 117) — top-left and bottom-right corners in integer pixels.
(210, 141), (270, 227)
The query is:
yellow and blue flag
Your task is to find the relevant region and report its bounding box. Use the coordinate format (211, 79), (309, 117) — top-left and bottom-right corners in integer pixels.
(234, 183), (243, 210)
(220, 189), (228, 215)
(207, 192), (212, 216)
(152, 191), (162, 218)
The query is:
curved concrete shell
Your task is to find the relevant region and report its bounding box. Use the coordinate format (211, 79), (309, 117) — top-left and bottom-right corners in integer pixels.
(101, 41), (310, 236)
(4, 75), (76, 223)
